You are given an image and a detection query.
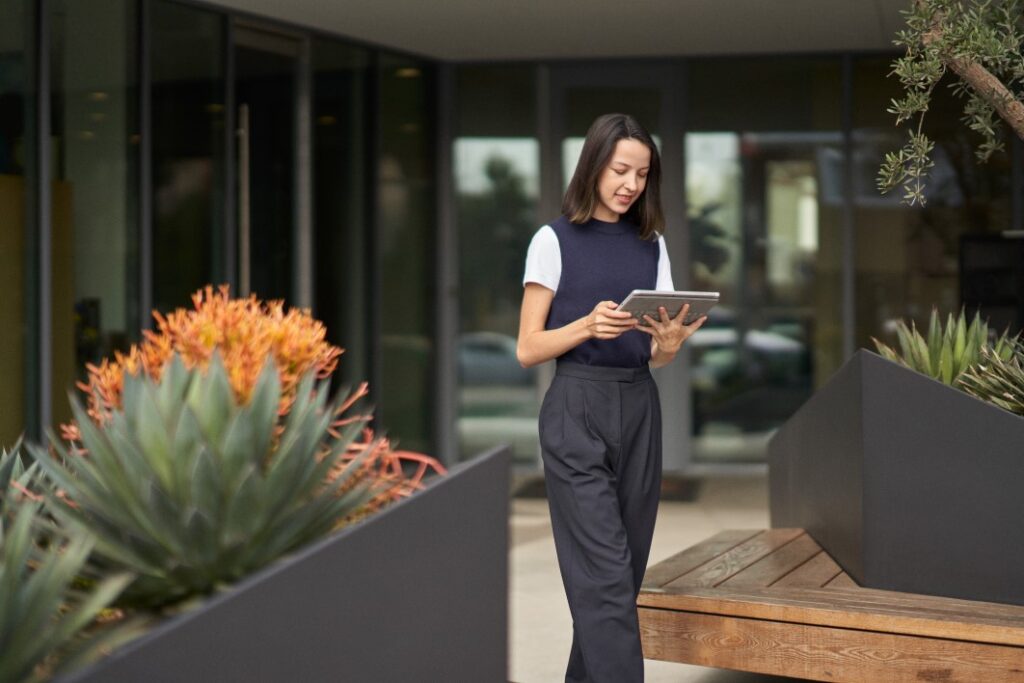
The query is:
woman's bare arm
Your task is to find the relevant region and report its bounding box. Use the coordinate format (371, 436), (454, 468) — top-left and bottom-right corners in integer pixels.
(516, 283), (637, 368)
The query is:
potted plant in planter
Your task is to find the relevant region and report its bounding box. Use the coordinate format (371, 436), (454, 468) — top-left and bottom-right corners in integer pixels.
(0, 445), (135, 683)
(7, 287), (509, 682)
(769, 309), (1024, 606)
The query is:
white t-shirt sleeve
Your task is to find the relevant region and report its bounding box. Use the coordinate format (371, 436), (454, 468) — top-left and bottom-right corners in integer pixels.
(523, 225), (561, 292)
(656, 236), (675, 290)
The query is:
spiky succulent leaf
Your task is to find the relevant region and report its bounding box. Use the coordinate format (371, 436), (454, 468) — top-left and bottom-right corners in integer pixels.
(32, 354), (375, 610)
(872, 307), (1017, 387)
(960, 341), (1024, 416)
(0, 446), (134, 683)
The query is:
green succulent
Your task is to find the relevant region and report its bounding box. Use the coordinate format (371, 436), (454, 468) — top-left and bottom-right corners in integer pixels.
(31, 354), (376, 610)
(872, 308), (1016, 386)
(959, 341), (1024, 416)
(0, 446), (132, 683)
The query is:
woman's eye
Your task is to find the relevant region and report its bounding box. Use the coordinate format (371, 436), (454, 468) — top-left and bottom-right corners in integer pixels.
(613, 169), (626, 175)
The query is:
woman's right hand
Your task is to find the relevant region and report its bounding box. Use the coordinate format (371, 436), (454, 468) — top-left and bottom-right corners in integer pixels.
(585, 301), (638, 340)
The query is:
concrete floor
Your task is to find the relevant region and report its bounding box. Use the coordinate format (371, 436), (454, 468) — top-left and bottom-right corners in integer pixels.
(509, 476), (799, 683)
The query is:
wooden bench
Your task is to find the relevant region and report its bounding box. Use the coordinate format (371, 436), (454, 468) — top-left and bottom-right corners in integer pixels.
(639, 529), (1024, 682)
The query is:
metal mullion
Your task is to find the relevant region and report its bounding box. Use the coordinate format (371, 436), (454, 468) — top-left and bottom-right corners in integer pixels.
(366, 51), (383, 426)
(435, 62), (456, 466)
(842, 54), (855, 360)
(660, 59), (690, 473)
(139, 0), (153, 327)
(224, 19), (237, 292)
(34, 0), (52, 437)
(295, 36), (313, 308)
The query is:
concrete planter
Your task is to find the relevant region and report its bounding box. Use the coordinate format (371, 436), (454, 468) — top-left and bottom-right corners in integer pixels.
(62, 446), (511, 683)
(769, 350), (1024, 606)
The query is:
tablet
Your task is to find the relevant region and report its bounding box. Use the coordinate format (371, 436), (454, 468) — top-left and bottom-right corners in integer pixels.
(618, 289), (719, 326)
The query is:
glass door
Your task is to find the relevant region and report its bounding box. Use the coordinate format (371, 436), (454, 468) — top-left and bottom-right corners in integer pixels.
(235, 25), (304, 303)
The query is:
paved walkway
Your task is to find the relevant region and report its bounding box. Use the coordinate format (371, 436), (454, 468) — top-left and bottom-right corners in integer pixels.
(510, 476), (799, 682)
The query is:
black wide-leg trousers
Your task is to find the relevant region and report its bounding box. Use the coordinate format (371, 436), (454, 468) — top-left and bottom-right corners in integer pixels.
(539, 361), (662, 683)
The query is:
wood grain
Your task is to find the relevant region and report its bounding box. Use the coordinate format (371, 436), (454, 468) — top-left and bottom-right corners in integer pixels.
(638, 586), (1024, 647)
(722, 532), (822, 588)
(642, 529), (761, 589)
(771, 550), (843, 588)
(639, 607), (1024, 683)
(826, 572), (858, 589)
(663, 528), (805, 590)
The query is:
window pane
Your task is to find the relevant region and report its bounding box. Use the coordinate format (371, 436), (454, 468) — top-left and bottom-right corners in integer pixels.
(686, 58), (844, 463)
(48, 0), (139, 428)
(0, 0), (32, 445)
(454, 65), (539, 465)
(151, 0), (225, 312)
(378, 53), (435, 454)
(313, 39), (371, 389)
(852, 56), (1016, 345)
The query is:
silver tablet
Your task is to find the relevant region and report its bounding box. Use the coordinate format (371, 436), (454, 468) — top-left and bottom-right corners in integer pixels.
(618, 289), (719, 326)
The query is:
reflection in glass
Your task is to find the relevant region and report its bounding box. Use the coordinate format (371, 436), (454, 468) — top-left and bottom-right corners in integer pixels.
(151, 1), (225, 312)
(48, 0), (139, 428)
(686, 58), (844, 463)
(236, 28), (296, 302)
(313, 40), (371, 390)
(455, 138), (539, 463)
(0, 0), (31, 445)
(454, 65), (539, 464)
(378, 53), (435, 454)
(852, 57), (1015, 347)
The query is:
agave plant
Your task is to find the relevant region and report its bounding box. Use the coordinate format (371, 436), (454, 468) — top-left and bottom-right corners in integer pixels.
(872, 308), (1016, 386)
(959, 341), (1024, 417)
(0, 446), (132, 683)
(31, 354), (377, 610)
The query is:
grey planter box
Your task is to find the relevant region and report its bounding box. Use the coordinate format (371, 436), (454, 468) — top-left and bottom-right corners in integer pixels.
(769, 350), (1024, 606)
(61, 446), (511, 683)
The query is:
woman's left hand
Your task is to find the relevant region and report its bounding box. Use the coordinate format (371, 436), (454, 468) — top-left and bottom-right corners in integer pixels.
(637, 303), (706, 354)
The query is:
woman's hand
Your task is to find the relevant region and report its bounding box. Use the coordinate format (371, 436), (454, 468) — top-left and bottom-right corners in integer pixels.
(585, 301), (638, 340)
(639, 304), (706, 363)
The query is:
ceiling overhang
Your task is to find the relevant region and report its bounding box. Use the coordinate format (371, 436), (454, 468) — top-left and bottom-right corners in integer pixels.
(209, 0), (909, 62)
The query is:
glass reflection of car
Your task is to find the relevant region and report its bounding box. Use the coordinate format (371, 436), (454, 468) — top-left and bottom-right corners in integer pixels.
(457, 331), (540, 463)
(458, 331), (535, 386)
(689, 307), (811, 434)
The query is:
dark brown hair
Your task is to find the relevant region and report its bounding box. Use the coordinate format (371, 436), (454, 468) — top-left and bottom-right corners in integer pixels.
(562, 113), (664, 240)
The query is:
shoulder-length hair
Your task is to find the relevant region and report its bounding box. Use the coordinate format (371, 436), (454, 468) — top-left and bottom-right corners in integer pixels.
(562, 113), (664, 241)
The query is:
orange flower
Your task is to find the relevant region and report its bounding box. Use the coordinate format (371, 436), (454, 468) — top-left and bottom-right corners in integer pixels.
(77, 285), (341, 425)
(67, 284), (446, 506)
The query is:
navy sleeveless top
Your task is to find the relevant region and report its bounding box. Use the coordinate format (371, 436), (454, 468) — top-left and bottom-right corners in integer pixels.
(545, 215), (659, 368)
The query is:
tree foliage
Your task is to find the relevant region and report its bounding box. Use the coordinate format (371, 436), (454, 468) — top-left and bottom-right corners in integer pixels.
(879, 0), (1024, 205)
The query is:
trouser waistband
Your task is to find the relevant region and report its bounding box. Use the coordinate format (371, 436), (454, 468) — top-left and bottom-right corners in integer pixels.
(555, 361), (651, 383)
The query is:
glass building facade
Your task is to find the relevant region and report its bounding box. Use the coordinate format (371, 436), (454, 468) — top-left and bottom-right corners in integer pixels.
(452, 58), (1023, 470)
(1, 0), (436, 454)
(4, 1), (1023, 471)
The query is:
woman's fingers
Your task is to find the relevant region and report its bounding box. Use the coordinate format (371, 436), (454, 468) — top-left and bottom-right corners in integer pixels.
(669, 303), (690, 324)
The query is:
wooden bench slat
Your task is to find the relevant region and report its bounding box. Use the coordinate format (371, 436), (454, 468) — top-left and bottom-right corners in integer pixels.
(638, 586), (1024, 647)
(825, 572), (858, 588)
(721, 532), (822, 588)
(662, 528), (805, 590)
(639, 607), (1024, 683)
(771, 550), (842, 588)
(644, 581), (1024, 626)
(642, 529), (761, 589)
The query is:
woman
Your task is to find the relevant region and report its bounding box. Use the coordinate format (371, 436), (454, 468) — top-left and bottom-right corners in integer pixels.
(517, 113), (705, 683)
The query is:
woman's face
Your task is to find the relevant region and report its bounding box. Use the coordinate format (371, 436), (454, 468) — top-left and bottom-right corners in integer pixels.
(592, 138), (651, 222)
